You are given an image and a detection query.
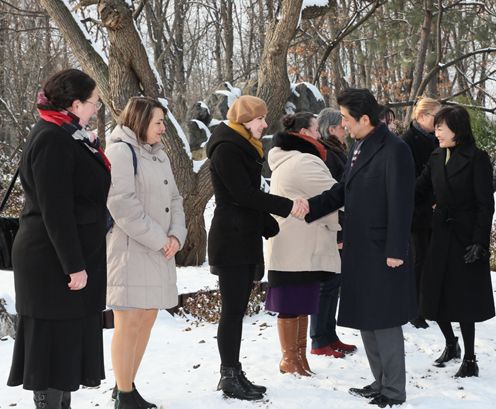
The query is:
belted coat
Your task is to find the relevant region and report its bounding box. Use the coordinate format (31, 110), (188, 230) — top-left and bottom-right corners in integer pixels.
(416, 144), (495, 322)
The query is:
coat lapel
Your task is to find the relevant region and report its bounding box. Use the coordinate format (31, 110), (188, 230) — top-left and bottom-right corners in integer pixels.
(345, 125), (386, 186)
(445, 144), (475, 179)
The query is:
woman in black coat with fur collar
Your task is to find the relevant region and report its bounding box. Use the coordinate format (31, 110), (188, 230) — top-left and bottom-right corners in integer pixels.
(416, 105), (495, 378)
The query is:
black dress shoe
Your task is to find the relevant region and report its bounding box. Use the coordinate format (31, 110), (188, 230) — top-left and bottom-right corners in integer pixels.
(409, 317), (429, 329)
(112, 384), (157, 408)
(433, 337), (461, 367)
(369, 394), (405, 408)
(349, 385), (381, 399)
(454, 357), (479, 378)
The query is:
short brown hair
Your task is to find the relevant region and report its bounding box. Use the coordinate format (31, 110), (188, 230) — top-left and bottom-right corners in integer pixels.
(119, 97), (167, 143)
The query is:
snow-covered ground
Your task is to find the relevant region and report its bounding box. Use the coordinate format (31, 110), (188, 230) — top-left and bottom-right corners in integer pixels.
(1, 266), (496, 409)
(2, 197), (496, 408)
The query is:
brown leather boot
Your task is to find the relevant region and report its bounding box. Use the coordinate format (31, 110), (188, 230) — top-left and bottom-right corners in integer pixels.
(277, 317), (310, 376)
(297, 315), (314, 375)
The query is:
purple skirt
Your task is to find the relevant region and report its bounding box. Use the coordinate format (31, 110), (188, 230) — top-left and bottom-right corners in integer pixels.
(265, 282), (320, 315)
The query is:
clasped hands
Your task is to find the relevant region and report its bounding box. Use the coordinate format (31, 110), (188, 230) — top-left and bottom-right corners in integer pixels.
(291, 198), (309, 219)
(163, 235), (180, 259)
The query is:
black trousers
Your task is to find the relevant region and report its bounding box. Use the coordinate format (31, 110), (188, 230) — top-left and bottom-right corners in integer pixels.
(216, 265), (255, 367)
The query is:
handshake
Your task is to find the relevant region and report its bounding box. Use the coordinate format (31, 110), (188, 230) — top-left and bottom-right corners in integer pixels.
(291, 198), (309, 219)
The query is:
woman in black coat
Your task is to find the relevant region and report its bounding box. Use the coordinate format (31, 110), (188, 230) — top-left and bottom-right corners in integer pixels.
(416, 105), (495, 378)
(206, 95), (304, 401)
(7, 69), (110, 408)
(402, 97), (441, 329)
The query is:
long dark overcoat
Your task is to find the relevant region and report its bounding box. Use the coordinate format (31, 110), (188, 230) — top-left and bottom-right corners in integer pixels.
(401, 122), (438, 231)
(206, 123), (292, 268)
(306, 123), (417, 330)
(12, 120), (111, 320)
(416, 144), (495, 322)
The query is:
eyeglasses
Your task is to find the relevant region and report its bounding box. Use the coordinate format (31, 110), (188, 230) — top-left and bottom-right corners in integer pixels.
(85, 100), (103, 110)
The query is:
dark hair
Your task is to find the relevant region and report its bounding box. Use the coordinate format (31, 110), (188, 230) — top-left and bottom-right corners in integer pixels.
(281, 112), (316, 132)
(378, 105), (395, 124)
(43, 69), (96, 109)
(434, 105), (475, 146)
(119, 96), (168, 143)
(336, 88), (380, 126)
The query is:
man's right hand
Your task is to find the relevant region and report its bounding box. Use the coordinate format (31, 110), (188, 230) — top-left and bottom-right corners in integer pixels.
(291, 198), (309, 219)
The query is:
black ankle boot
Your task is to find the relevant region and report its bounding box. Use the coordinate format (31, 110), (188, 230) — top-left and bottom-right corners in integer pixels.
(61, 391), (71, 409)
(434, 337), (461, 367)
(454, 357), (479, 378)
(133, 386), (157, 409)
(33, 389), (66, 409)
(115, 390), (141, 409)
(235, 362), (267, 394)
(217, 365), (264, 401)
(112, 383), (156, 408)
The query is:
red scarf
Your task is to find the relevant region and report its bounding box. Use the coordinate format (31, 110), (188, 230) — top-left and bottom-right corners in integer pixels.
(37, 92), (111, 171)
(288, 131), (327, 162)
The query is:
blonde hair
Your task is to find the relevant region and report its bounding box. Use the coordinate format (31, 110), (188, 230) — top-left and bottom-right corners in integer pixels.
(119, 96), (167, 143)
(411, 97), (441, 121)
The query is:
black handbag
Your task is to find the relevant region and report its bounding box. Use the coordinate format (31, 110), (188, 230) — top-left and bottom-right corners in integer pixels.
(102, 308), (115, 329)
(0, 167), (20, 270)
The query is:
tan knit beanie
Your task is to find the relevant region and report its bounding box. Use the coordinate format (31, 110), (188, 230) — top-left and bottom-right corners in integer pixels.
(227, 95), (268, 124)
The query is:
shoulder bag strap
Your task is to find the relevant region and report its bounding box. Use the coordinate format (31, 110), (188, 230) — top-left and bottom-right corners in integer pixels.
(0, 166), (20, 214)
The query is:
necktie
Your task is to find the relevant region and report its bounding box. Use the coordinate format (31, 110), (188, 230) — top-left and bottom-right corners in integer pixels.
(351, 140), (364, 168)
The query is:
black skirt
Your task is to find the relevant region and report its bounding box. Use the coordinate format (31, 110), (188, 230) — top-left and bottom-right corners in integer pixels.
(7, 312), (105, 391)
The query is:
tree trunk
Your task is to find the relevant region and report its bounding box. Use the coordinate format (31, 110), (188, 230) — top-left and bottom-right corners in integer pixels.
(257, 0), (303, 133)
(404, 0), (433, 122)
(36, 0), (111, 112)
(171, 0), (187, 125)
(221, 0), (234, 83)
(99, 0), (161, 111)
(38, 0), (214, 266)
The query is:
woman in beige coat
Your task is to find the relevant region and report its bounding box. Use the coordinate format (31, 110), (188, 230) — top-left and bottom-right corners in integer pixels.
(266, 112), (341, 376)
(105, 97), (187, 409)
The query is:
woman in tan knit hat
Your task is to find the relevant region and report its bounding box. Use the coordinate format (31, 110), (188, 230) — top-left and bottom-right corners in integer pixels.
(206, 95), (307, 401)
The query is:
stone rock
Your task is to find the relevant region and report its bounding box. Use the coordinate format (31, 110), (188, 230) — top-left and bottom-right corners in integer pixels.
(287, 82), (326, 114)
(0, 298), (16, 339)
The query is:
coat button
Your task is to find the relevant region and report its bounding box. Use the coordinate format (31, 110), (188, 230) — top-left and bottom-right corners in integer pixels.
(152, 156), (157, 161)
(164, 179), (168, 185)
(165, 207), (170, 212)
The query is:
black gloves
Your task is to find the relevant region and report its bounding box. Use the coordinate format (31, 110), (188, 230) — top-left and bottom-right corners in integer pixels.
(262, 213), (280, 239)
(464, 243), (487, 264)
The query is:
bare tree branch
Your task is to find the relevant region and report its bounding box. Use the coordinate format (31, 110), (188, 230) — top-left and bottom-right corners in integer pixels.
(0, 0), (46, 15)
(133, 0), (147, 19)
(312, 0), (384, 84)
(416, 48), (496, 97)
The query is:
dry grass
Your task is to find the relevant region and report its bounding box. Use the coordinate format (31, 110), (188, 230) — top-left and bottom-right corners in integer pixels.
(177, 282), (267, 324)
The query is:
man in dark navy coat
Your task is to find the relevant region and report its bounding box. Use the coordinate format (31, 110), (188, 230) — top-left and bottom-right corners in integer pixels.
(303, 89), (416, 407)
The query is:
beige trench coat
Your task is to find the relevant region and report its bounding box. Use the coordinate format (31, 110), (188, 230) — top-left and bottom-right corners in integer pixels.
(105, 125), (187, 309)
(266, 147), (341, 273)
